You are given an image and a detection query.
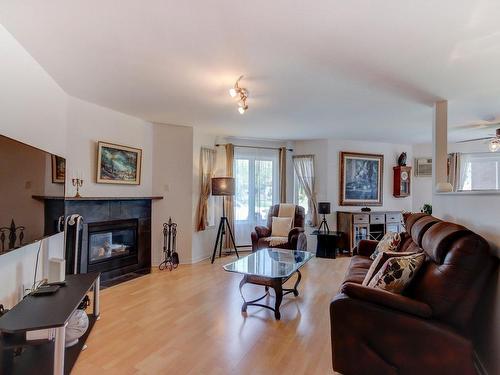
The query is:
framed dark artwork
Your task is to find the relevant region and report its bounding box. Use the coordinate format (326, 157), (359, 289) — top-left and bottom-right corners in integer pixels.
(339, 152), (383, 206)
(52, 155), (66, 184)
(96, 141), (142, 185)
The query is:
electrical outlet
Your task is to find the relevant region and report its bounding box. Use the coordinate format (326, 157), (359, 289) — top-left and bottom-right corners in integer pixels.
(164, 184), (170, 192)
(25, 181), (32, 189)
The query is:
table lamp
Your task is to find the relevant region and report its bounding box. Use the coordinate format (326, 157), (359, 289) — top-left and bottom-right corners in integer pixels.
(211, 177), (239, 263)
(318, 202), (331, 232)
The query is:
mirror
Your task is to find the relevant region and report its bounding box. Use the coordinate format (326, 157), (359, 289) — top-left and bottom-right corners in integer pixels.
(0, 134), (65, 254)
(447, 120), (500, 192)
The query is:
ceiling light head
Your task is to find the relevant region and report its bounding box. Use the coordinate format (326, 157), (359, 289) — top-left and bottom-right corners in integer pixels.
(489, 138), (500, 152)
(230, 75), (249, 113)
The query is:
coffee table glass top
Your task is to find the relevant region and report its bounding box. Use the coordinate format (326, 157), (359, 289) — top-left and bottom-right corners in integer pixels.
(223, 249), (314, 279)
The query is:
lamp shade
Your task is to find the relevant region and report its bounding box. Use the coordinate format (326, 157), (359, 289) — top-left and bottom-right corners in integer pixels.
(211, 177), (235, 196)
(318, 202), (331, 215)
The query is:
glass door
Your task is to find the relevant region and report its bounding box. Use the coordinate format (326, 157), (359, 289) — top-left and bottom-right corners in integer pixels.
(234, 147), (279, 246)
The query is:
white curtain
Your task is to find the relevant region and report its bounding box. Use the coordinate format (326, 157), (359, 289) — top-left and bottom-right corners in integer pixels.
(293, 155), (318, 226)
(196, 147), (216, 231)
(447, 152), (461, 192)
(233, 147), (279, 246)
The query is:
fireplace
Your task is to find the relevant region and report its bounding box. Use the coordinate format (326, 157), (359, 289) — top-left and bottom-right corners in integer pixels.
(87, 219), (138, 274)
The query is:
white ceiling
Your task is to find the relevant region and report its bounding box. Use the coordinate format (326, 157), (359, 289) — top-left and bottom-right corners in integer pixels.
(2, 0), (500, 143)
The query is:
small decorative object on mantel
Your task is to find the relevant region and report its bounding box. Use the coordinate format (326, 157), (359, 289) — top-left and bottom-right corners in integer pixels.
(159, 217), (179, 271)
(361, 207), (371, 212)
(72, 177), (83, 198)
(96, 141), (142, 185)
(397, 152), (407, 166)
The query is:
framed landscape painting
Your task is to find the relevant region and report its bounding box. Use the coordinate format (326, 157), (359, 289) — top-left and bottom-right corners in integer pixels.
(51, 155), (66, 184)
(96, 141), (142, 185)
(339, 152), (383, 206)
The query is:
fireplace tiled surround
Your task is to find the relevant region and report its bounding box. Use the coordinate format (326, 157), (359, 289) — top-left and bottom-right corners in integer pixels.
(41, 197), (158, 284)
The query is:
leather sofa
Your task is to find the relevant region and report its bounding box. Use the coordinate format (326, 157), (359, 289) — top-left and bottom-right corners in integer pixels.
(251, 204), (306, 252)
(330, 213), (495, 375)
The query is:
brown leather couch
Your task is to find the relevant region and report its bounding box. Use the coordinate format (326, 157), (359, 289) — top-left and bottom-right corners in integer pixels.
(251, 204), (305, 252)
(330, 213), (495, 375)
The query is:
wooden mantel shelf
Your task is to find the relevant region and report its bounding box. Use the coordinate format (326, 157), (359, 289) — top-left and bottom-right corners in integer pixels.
(32, 195), (164, 201)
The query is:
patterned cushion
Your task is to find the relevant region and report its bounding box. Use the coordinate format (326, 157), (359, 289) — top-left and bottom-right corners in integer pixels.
(368, 253), (426, 294)
(362, 251), (416, 286)
(370, 232), (401, 260)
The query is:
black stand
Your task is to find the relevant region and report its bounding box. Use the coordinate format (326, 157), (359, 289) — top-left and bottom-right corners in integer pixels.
(318, 214), (330, 232)
(211, 198), (239, 264)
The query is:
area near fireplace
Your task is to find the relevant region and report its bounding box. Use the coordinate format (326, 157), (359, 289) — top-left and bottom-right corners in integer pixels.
(36, 196), (162, 285)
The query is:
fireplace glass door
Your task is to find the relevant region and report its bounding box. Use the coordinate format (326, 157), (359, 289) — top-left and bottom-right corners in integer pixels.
(87, 219), (138, 273)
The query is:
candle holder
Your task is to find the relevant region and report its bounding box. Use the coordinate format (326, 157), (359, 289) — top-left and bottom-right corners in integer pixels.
(72, 178), (83, 198)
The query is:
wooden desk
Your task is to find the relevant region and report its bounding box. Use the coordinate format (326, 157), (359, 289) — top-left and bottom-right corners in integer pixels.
(0, 273), (100, 375)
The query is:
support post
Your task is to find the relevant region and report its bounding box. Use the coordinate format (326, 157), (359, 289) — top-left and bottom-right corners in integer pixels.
(433, 100), (448, 190)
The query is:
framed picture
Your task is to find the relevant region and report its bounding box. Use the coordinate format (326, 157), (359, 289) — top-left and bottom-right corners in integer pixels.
(96, 141), (142, 185)
(339, 151), (383, 206)
(51, 155), (66, 184)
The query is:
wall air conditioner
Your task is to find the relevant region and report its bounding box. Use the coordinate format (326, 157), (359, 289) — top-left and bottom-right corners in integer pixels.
(415, 158), (432, 177)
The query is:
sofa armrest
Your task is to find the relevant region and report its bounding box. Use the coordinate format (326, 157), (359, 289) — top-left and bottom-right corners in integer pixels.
(341, 282), (432, 318)
(353, 239), (378, 257)
(254, 226), (271, 238)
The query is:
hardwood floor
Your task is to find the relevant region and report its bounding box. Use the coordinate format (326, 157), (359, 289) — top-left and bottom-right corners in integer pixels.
(73, 255), (349, 374)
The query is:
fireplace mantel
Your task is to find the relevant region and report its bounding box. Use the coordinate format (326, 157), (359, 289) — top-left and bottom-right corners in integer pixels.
(33, 195), (163, 201)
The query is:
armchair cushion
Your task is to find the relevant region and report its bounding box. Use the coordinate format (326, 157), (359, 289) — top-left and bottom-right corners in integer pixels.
(271, 217), (293, 237)
(341, 282), (432, 318)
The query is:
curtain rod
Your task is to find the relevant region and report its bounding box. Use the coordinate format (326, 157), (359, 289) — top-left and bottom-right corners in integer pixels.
(215, 144), (293, 152)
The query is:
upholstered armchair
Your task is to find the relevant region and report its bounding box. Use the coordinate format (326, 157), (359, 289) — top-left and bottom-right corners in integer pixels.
(251, 204), (306, 252)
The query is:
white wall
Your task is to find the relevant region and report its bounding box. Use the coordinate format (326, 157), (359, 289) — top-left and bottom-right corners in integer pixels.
(295, 138), (413, 230)
(65, 97), (153, 197)
(152, 124), (194, 265)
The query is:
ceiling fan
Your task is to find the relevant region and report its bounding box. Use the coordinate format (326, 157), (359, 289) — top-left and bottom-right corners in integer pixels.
(453, 118), (500, 152)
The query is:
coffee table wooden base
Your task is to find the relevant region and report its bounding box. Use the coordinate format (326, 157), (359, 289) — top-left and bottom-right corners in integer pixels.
(238, 270), (302, 320)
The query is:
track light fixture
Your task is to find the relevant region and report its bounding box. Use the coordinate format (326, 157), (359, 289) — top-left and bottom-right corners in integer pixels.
(229, 75), (249, 114)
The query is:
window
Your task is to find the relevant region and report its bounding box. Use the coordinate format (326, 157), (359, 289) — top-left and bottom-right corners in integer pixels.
(459, 153), (500, 191)
(234, 147), (279, 245)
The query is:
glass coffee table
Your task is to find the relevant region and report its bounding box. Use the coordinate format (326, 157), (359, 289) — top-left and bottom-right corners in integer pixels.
(223, 248), (314, 320)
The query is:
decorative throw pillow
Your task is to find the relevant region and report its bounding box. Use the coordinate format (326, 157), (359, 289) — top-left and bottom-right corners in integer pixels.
(368, 253), (426, 294)
(271, 217), (293, 237)
(370, 232), (402, 260)
(362, 251), (416, 286)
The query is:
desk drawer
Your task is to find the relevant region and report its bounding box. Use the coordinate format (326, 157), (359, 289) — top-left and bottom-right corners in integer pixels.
(353, 214), (369, 224)
(386, 213), (402, 223)
(370, 214), (385, 224)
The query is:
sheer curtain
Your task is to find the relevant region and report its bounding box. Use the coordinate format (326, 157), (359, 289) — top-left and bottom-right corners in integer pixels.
(293, 155), (318, 226)
(196, 147), (216, 231)
(234, 147), (279, 246)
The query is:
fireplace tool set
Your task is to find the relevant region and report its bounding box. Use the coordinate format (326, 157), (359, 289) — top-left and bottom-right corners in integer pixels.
(159, 217), (179, 271)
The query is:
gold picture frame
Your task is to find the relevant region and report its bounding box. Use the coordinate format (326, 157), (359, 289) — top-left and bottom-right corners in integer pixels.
(51, 155), (66, 184)
(96, 141), (142, 185)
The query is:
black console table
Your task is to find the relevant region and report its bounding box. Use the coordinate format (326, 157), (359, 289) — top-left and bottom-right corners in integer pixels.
(0, 273), (100, 375)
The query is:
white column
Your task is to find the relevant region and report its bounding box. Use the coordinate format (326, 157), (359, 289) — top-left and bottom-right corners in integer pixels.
(433, 100), (448, 190)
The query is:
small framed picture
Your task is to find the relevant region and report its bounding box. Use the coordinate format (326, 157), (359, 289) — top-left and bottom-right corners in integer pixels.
(340, 151), (384, 206)
(96, 141), (142, 185)
(51, 155), (66, 184)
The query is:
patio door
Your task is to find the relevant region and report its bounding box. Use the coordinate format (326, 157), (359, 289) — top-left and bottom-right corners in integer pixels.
(233, 147), (279, 246)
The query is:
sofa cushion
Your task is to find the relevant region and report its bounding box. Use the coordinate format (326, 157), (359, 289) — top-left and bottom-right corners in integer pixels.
(370, 232), (401, 260)
(342, 262), (370, 285)
(349, 256), (373, 270)
(363, 251), (417, 286)
(368, 253), (426, 294)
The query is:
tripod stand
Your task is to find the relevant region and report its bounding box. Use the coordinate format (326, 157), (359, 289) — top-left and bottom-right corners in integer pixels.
(318, 214), (330, 232)
(211, 197), (239, 263)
